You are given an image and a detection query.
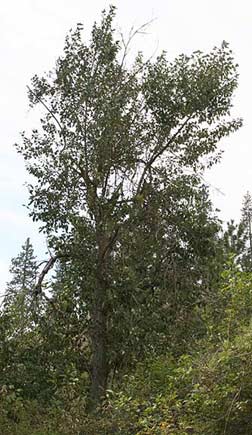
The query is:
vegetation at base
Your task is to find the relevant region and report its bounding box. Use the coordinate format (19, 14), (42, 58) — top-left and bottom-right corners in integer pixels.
(2, 264), (252, 434)
(1, 6), (252, 435)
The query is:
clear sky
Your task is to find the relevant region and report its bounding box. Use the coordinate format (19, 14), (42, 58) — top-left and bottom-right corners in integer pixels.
(1, 0), (251, 291)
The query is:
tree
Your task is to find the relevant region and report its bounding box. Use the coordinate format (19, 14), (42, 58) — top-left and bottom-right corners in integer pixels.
(16, 7), (242, 405)
(0, 239), (48, 400)
(3, 238), (38, 333)
(222, 194), (252, 272)
(222, 220), (246, 265)
(5, 238), (37, 294)
(240, 191), (252, 270)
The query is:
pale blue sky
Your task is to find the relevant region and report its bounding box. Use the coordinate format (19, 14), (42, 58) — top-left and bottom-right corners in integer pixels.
(1, 0), (252, 290)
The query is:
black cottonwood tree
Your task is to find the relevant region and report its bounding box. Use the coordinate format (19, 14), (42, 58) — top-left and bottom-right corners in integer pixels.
(16, 7), (241, 405)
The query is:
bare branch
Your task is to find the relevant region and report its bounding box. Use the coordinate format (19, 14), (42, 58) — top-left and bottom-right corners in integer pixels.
(34, 256), (58, 295)
(34, 253), (70, 295)
(119, 19), (157, 69)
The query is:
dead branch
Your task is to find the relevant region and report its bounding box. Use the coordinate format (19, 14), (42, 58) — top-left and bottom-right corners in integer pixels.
(34, 253), (69, 295)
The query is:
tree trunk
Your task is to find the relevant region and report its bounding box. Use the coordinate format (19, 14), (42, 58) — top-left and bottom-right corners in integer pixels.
(90, 234), (109, 408)
(90, 292), (108, 406)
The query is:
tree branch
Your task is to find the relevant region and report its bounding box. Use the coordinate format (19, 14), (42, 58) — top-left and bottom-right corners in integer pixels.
(27, 85), (69, 154)
(136, 115), (192, 195)
(34, 253), (69, 295)
(27, 86), (64, 134)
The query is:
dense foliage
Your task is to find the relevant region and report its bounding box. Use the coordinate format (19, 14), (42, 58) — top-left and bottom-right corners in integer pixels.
(1, 7), (252, 435)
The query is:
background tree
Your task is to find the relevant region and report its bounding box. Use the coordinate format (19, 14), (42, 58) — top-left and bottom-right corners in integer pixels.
(0, 240), (86, 403)
(222, 220), (246, 266)
(0, 239), (48, 401)
(222, 193), (252, 271)
(2, 237), (38, 333)
(16, 7), (242, 405)
(240, 191), (252, 270)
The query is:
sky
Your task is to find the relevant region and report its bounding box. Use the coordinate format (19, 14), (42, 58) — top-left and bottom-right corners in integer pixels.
(1, 0), (252, 290)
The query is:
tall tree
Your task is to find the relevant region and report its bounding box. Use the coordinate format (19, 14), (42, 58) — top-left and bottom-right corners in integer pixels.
(16, 7), (241, 405)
